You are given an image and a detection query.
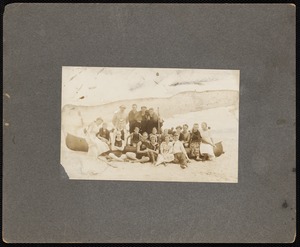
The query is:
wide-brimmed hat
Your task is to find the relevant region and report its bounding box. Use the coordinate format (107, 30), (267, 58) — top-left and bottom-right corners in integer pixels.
(119, 105), (126, 109)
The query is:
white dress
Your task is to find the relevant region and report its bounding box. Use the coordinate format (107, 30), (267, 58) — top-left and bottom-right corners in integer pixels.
(86, 122), (110, 156)
(199, 129), (215, 157)
(156, 141), (174, 164)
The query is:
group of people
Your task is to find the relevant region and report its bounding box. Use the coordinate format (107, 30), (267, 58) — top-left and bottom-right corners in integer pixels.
(84, 104), (217, 169)
(112, 104), (164, 135)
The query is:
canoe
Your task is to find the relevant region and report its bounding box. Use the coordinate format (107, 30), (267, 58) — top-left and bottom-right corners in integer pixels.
(65, 133), (89, 152)
(213, 141), (224, 157)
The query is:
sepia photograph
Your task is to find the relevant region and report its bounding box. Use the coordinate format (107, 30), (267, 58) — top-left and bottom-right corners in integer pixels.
(61, 67), (239, 182)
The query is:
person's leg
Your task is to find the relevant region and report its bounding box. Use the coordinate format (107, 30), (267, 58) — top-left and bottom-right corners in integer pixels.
(120, 154), (127, 161)
(139, 156), (150, 163)
(173, 153), (180, 164)
(126, 152), (138, 160)
(155, 154), (164, 166)
(108, 153), (124, 162)
(178, 153), (188, 168)
(148, 151), (155, 164)
(195, 142), (201, 161)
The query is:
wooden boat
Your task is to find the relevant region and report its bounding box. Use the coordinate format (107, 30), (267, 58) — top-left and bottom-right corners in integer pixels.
(65, 133), (89, 152)
(213, 141), (224, 157)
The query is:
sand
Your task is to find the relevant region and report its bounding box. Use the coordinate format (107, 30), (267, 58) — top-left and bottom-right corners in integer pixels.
(60, 105), (238, 183)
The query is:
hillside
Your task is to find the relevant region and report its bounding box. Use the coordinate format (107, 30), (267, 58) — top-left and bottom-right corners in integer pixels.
(61, 90), (239, 137)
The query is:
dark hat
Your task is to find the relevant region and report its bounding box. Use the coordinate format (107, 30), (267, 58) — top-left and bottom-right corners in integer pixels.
(141, 106), (147, 109)
(176, 125), (182, 130)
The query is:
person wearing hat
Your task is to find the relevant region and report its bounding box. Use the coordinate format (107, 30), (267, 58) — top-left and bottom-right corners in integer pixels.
(112, 105), (128, 131)
(189, 123), (202, 161)
(172, 133), (191, 169)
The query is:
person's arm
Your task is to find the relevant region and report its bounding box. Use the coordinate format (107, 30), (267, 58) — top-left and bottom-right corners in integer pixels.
(201, 131), (215, 146)
(186, 132), (191, 143)
(137, 141), (148, 154)
(112, 113), (117, 127)
(180, 142), (190, 160)
(160, 143), (164, 154)
(168, 142), (173, 154)
(115, 140), (125, 151)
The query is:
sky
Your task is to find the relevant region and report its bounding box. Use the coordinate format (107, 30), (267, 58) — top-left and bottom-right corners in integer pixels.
(62, 67), (240, 107)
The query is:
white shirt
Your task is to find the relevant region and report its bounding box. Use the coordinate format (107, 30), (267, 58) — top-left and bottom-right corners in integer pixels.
(172, 140), (187, 154)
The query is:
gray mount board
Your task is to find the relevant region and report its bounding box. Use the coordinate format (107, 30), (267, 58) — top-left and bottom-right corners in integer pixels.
(3, 3), (296, 243)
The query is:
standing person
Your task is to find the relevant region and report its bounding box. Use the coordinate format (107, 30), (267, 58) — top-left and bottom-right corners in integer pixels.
(85, 117), (110, 157)
(128, 104), (139, 133)
(155, 135), (174, 166)
(112, 105), (128, 131)
(125, 132), (150, 163)
(172, 133), (191, 169)
(182, 124), (191, 148)
(189, 123), (202, 161)
(112, 105), (129, 142)
(137, 106), (149, 134)
(96, 122), (110, 145)
(199, 122), (216, 161)
(147, 108), (159, 134)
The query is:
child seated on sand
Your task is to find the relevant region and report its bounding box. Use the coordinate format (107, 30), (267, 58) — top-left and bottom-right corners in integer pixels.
(126, 126), (143, 147)
(96, 122), (110, 145)
(125, 132), (150, 163)
(148, 134), (160, 164)
(182, 124), (191, 148)
(149, 127), (161, 143)
(155, 135), (174, 166)
(175, 125), (184, 142)
(101, 131), (127, 162)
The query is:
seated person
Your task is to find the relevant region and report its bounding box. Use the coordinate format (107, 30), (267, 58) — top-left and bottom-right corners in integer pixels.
(160, 128), (169, 142)
(102, 131), (127, 162)
(189, 123), (202, 161)
(155, 135), (174, 166)
(172, 133), (191, 169)
(96, 122), (110, 145)
(182, 124), (191, 148)
(148, 134), (160, 164)
(175, 125), (184, 141)
(126, 126), (143, 147)
(149, 127), (161, 143)
(125, 132), (150, 163)
(199, 122), (216, 161)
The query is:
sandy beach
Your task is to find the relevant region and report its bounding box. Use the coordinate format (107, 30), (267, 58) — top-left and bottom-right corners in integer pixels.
(60, 105), (238, 183)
